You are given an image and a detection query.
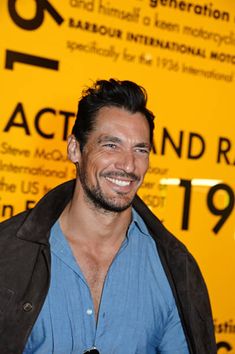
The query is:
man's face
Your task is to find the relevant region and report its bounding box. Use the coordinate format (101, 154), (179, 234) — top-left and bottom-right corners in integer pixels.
(78, 106), (151, 212)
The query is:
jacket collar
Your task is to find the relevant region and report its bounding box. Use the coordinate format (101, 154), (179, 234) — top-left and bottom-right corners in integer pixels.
(17, 180), (76, 244)
(16, 179), (187, 256)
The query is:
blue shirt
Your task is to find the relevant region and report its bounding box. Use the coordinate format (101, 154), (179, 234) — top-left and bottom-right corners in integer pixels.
(23, 210), (189, 354)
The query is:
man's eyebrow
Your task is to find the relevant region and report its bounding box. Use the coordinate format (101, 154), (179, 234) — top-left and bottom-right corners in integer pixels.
(97, 136), (151, 149)
(134, 142), (151, 149)
(97, 136), (122, 144)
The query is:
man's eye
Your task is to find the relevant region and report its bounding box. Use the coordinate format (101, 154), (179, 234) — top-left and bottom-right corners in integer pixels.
(104, 143), (117, 149)
(136, 148), (149, 154)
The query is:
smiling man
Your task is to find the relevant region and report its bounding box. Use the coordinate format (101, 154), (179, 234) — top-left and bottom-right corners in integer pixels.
(0, 79), (216, 354)
(69, 106), (150, 213)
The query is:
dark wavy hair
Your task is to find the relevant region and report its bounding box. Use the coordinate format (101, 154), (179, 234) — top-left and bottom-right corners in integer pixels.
(72, 79), (155, 151)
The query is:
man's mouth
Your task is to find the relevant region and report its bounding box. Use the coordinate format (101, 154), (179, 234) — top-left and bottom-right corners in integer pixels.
(105, 177), (131, 187)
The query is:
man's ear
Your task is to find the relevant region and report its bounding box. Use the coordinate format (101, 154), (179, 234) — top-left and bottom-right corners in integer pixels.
(67, 134), (81, 163)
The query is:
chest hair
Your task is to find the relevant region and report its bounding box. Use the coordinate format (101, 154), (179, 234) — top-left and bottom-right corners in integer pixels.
(70, 243), (118, 320)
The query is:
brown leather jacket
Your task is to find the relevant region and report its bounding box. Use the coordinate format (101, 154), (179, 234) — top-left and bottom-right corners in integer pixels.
(0, 180), (216, 353)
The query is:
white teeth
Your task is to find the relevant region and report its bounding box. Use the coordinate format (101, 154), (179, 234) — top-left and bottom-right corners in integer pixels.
(106, 177), (131, 187)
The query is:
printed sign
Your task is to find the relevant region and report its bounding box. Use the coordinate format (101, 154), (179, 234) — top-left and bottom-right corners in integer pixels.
(0, 1), (234, 349)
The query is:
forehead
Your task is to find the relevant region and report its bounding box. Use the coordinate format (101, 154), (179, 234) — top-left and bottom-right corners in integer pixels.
(91, 106), (150, 142)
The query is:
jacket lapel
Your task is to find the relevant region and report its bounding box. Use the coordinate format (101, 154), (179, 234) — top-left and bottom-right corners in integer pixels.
(16, 180), (76, 244)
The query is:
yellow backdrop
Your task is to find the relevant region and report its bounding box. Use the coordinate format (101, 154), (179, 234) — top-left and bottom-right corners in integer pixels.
(0, 0), (235, 351)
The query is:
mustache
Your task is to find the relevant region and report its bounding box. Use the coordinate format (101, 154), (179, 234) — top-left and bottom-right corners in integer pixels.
(102, 171), (140, 181)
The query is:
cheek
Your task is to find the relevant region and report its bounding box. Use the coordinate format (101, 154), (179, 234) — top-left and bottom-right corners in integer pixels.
(137, 157), (150, 176)
(85, 152), (115, 176)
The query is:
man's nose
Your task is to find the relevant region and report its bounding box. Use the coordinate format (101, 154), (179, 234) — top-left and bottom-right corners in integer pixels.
(114, 151), (135, 173)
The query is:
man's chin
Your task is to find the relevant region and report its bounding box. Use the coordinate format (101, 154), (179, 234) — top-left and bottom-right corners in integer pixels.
(94, 194), (134, 213)
(99, 197), (133, 213)
(83, 183), (136, 212)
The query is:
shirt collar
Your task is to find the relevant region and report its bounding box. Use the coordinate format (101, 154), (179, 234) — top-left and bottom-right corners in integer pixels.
(128, 208), (150, 238)
(50, 208), (150, 256)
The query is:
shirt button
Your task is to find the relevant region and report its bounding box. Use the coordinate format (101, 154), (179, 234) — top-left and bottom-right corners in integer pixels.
(86, 308), (93, 315)
(23, 302), (33, 312)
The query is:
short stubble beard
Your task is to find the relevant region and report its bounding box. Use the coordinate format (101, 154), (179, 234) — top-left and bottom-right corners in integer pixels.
(78, 165), (139, 213)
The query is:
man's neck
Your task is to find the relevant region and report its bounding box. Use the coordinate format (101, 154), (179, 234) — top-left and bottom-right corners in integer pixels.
(59, 183), (132, 249)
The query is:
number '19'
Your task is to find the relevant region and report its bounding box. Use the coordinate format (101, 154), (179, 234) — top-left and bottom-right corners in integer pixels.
(179, 180), (234, 234)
